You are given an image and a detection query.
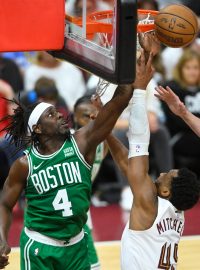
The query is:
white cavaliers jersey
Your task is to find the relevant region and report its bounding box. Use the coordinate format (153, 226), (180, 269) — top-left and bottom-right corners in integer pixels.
(121, 197), (185, 270)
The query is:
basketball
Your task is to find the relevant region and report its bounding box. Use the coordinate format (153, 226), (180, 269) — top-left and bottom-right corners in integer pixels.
(154, 4), (198, 48)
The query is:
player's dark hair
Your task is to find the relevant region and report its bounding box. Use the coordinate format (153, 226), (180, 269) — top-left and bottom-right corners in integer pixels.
(0, 98), (40, 153)
(170, 168), (200, 211)
(74, 95), (92, 111)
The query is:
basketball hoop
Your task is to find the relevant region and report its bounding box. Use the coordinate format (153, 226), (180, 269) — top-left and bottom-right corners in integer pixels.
(66, 9), (158, 39)
(66, 9), (157, 95)
(66, 8), (158, 60)
(137, 10), (158, 51)
(137, 10), (158, 33)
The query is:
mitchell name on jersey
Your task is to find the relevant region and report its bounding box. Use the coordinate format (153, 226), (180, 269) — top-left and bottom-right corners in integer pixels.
(156, 216), (184, 236)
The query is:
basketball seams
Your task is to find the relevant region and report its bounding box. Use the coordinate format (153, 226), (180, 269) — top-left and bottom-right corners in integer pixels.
(160, 3), (198, 22)
(155, 22), (195, 36)
(155, 13), (196, 34)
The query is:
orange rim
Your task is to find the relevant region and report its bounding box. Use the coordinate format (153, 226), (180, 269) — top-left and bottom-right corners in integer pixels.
(137, 9), (158, 32)
(66, 9), (158, 35)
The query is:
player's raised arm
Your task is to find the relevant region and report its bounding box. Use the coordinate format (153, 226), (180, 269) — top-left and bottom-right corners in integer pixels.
(127, 53), (158, 230)
(76, 50), (154, 165)
(155, 85), (200, 137)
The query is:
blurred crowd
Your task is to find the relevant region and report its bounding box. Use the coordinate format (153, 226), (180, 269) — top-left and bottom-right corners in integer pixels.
(0, 0), (200, 210)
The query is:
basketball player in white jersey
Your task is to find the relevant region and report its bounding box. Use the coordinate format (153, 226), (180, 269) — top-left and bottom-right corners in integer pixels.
(106, 52), (200, 269)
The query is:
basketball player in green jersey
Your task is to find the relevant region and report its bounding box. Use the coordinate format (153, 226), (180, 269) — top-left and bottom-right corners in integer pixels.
(0, 49), (154, 270)
(73, 95), (108, 270)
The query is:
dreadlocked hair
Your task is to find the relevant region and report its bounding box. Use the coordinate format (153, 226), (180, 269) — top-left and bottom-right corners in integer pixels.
(170, 168), (200, 211)
(0, 98), (40, 154)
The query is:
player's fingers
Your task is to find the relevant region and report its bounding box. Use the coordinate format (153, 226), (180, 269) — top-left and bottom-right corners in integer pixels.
(139, 48), (145, 65)
(151, 66), (155, 74)
(0, 262), (9, 269)
(138, 33), (145, 49)
(0, 255), (9, 268)
(91, 95), (103, 110)
(152, 33), (160, 44)
(91, 94), (97, 100)
(146, 52), (153, 69)
(91, 94), (99, 104)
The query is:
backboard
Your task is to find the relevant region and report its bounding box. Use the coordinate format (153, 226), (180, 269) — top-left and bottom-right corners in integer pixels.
(49, 0), (137, 84)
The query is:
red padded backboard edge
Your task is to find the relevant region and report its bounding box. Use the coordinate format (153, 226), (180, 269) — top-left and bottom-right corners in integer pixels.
(0, 0), (65, 52)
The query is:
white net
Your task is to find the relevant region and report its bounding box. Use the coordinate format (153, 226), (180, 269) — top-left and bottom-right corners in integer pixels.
(95, 78), (110, 97)
(89, 11), (114, 52)
(66, 10), (115, 58)
(138, 13), (155, 30)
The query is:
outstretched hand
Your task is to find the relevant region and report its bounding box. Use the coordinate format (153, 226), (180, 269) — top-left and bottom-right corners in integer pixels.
(138, 31), (161, 56)
(91, 94), (103, 111)
(133, 49), (154, 90)
(89, 94), (103, 120)
(155, 86), (187, 117)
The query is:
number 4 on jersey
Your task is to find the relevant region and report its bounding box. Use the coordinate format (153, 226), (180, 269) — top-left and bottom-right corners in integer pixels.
(52, 189), (73, 217)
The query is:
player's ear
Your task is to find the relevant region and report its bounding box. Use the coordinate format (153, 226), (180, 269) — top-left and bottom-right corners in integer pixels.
(160, 186), (170, 199)
(33, 124), (42, 134)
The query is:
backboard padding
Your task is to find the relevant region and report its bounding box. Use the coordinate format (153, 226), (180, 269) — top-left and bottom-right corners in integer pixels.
(0, 0), (65, 52)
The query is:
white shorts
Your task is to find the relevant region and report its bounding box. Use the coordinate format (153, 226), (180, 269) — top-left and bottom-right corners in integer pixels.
(120, 224), (143, 270)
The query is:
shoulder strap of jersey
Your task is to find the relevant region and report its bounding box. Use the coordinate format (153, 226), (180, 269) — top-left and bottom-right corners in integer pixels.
(70, 136), (92, 170)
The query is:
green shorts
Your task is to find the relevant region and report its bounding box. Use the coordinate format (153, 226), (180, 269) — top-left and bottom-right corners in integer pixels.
(84, 224), (100, 269)
(20, 229), (90, 270)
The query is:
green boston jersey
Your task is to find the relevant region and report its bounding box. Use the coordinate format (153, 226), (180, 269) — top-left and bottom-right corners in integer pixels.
(24, 136), (92, 241)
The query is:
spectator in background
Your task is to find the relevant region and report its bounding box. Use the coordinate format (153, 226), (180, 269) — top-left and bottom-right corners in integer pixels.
(0, 81), (17, 192)
(34, 77), (71, 125)
(161, 49), (200, 176)
(20, 77), (72, 127)
(161, 38), (200, 81)
(1, 52), (36, 74)
(0, 80), (16, 138)
(66, 0), (111, 16)
(0, 55), (24, 92)
(182, 0), (200, 29)
(137, 0), (159, 11)
(157, 0), (182, 9)
(161, 47), (183, 81)
(0, 147), (9, 192)
(137, 0), (180, 84)
(24, 51), (86, 111)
